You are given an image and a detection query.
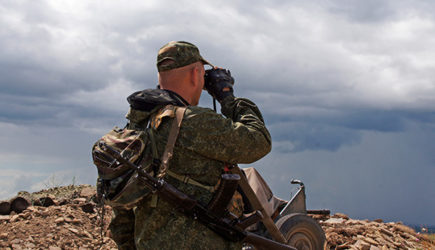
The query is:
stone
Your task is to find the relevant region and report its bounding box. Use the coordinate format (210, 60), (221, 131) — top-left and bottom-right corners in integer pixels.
(10, 215), (20, 223)
(68, 227), (79, 234)
(82, 230), (93, 239)
(333, 213), (349, 219)
(393, 224), (415, 235)
(72, 218), (82, 224)
(20, 212), (30, 219)
(25, 206), (37, 212)
(379, 228), (394, 237)
(80, 187), (95, 198)
(54, 217), (65, 223)
(363, 237), (378, 245)
(325, 218), (345, 224)
(0, 215), (10, 222)
(369, 246), (380, 250)
(73, 198), (86, 204)
(11, 239), (21, 244)
(25, 242), (36, 248)
(354, 240), (370, 250)
(345, 219), (360, 225)
(49, 247), (62, 250)
(11, 244), (22, 250)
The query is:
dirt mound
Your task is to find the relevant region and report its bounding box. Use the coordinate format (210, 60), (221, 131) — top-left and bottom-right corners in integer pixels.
(0, 185), (116, 249)
(312, 213), (435, 249)
(1, 185), (434, 249)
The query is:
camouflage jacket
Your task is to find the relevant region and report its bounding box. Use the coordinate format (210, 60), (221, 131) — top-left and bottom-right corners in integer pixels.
(109, 89), (271, 250)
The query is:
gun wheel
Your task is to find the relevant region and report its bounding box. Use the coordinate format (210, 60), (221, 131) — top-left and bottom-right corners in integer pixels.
(275, 213), (326, 250)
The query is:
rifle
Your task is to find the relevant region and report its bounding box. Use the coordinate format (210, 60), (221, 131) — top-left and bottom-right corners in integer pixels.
(99, 141), (296, 250)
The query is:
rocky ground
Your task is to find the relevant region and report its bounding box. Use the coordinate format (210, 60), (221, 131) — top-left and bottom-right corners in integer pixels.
(0, 185), (434, 250)
(0, 185), (116, 250)
(312, 213), (435, 249)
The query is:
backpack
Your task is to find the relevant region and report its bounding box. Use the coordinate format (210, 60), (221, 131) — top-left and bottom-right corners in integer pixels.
(92, 105), (186, 209)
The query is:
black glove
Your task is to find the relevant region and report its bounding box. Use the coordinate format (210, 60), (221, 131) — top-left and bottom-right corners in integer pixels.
(204, 68), (235, 102)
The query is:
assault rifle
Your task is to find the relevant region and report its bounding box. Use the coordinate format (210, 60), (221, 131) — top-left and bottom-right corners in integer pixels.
(99, 142), (296, 250)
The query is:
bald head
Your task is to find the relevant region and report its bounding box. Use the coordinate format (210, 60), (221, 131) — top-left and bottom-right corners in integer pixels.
(158, 61), (205, 106)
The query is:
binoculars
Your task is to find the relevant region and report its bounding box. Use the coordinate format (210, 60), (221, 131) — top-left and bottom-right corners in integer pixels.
(204, 68), (234, 91)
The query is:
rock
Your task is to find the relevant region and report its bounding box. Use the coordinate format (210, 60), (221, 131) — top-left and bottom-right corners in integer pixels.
(334, 213), (349, 220)
(68, 227), (79, 234)
(354, 239), (370, 250)
(73, 198), (86, 204)
(325, 218), (345, 224)
(373, 218), (383, 223)
(0, 215), (10, 222)
(363, 237), (378, 245)
(24, 206), (37, 212)
(379, 227), (394, 237)
(10, 214), (20, 223)
(82, 230), (93, 239)
(393, 224), (415, 235)
(58, 199), (68, 206)
(11, 244), (22, 250)
(369, 246), (380, 250)
(55, 217), (65, 223)
(72, 218), (82, 224)
(345, 219), (360, 225)
(11, 239), (21, 244)
(20, 211), (31, 219)
(49, 247), (62, 250)
(80, 187), (95, 198)
(25, 242), (36, 248)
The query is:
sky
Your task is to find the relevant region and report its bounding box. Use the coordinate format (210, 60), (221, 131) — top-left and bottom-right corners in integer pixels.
(1, 0), (434, 226)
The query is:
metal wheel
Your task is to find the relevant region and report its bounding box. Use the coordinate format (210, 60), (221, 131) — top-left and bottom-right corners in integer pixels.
(275, 213), (325, 250)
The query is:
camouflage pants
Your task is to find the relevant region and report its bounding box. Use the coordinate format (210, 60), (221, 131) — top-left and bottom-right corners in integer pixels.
(109, 198), (242, 250)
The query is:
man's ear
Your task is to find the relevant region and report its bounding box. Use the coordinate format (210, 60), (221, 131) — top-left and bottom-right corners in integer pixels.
(190, 65), (199, 86)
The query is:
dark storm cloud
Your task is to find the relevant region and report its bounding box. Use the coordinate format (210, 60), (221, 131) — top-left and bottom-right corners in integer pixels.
(1, 0), (435, 225)
(265, 107), (435, 152)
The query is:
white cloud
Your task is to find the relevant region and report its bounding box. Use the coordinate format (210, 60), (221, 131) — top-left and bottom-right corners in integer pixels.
(64, 78), (136, 113)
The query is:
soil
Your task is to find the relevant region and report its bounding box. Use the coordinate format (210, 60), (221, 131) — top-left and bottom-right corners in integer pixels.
(0, 185), (434, 250)
(0, 185), (116, 250)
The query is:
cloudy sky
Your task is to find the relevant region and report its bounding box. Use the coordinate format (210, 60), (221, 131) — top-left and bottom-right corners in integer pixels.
(1, 0), (434, 226)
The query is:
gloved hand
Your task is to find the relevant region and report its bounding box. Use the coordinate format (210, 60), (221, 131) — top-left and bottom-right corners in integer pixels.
(204, 68), (235, 102)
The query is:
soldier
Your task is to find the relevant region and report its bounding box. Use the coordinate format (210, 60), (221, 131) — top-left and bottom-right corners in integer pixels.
(109, 41), (272, 249)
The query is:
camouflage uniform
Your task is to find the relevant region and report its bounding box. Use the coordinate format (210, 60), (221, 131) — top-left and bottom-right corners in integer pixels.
(108, 41), (271, 250)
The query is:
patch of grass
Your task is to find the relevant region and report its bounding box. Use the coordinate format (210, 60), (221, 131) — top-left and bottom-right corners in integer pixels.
(43, 174), (63, 189)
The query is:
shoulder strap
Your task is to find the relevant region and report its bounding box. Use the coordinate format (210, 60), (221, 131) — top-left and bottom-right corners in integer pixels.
(157, 106), (186, 178)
